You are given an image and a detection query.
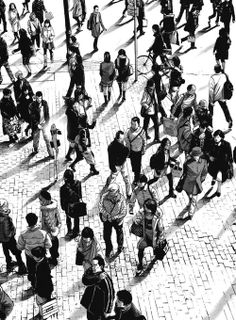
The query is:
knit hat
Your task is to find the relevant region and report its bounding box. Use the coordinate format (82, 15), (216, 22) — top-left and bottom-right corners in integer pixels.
(0, 199), (10, 214)
(39, 189), (51, 201)
(190, 147), (202, 157)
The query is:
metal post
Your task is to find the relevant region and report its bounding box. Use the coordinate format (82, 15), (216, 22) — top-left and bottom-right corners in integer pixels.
(63, 0), (71, 63)
(134, 0), (138, 82)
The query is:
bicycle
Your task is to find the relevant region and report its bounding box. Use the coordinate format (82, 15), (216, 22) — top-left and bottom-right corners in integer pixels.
(137, 50), (174, 77)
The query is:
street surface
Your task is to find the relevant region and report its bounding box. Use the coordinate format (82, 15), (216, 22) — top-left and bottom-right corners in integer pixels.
(0, 0), (236, 319)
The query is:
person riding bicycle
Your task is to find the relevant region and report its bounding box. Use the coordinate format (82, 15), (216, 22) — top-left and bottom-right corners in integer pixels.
(147, 24), (166, 66)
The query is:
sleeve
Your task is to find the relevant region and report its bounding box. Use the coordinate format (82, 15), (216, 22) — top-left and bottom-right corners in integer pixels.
(227, 141), (233, 163)
(232, 4), (235, 21)
(117, 198), (127, 222)
(27, 20), (31, 35)
(133, 210), (143, 225)
(200, 160), (208, 183)
(5, 217), (16, 239)
(98, 195), (108, 220)
(209, 77), (215, 105)
(0, 289), (14, 317)
(17, 234), (25, 251)
(43, 101), (50, 124)
(44, 232), (52, 249)
(60, 186), (66, 211)
(129, 188), (137, 213)
(141, 129), (147, 154)
(108, 145), (116, 172)
(102, 275), (115, 314)
(99, 12), (105, 30)
(50, 27), (55, 40)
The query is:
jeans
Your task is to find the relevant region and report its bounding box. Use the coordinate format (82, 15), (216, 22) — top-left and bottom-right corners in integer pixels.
(143, 114), (159, 140)
(2, 237), (24, 266)
(103, 220), (124, 257)
(26, 254), (37, 287)
(31, 34), (40, 48)
(32, 127), (53, 156)
(130, 150), (142, 182)
(108, 164), (131, 197)
(66, 213), (80, 235)
(209, 101), (232, 124)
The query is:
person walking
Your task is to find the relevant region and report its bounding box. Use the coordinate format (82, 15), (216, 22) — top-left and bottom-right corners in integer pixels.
(184, 6), (199, 49)
(129, 174), (159, 215)
(99, 51), (116, 105)
(125, 117), (146, 185)
(60, 169), (82, 239)
(149, 138), (177, 198)
(39, 189), (61, 266)
(0, 88), (20, 146)
(12, 28), (33, 77)
(114, 49), (131, 102)
(171, 84), (197, 119)
(0, 199), (27, 275)
(29, 91), (54, 157)
(218, 0), (235, 34)
(41, 19), (55, 69)
(8, 3), (20, 45)
(209, 64), (233, 129)
(175, 0), (190, 25)
(107, 130), (132, 199)
(32, 0), (46, 25)
(213, 27), (231, 71)
(160, 10), (176, 53)
(81, 255), (115, 320)
(177, 146), (208, 219)
(136, 0), (145, 36)
(99, 183), (127, 260)
(190, 121), (213, 161)
(140, 79), (160, 142)
(147, 24), (165, 66)
(17, 213), (52, 289)
(31, 246), (53, 320)
(0, 36), (15, 84)
(208, 130), (233, 197)
(27, 12), (41, 52)
(0, 283), (14, 319)
(87, 5), (106, 52)
(73, 0), (86, 32)
(0, 0), (7, 33)
(13, 70), (34, 105)
(21, 0), (30, 16)
(17, 85), (34, 138)
(208, 0), (221, 27)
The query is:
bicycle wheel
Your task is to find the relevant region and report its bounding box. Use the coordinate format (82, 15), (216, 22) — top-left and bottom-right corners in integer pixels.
(137, 55), (153, 75)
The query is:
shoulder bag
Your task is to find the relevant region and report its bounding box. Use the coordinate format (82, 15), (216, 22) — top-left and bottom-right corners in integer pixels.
(68, 201), (87, 218)
(130, 222), (143, 237)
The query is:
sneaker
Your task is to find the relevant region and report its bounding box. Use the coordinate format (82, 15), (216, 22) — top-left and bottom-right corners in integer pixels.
(136, 263), (143, 275)
(65, 231), (73, 240)
(169, 192), (177, 199)
(90, 168), (99, 175)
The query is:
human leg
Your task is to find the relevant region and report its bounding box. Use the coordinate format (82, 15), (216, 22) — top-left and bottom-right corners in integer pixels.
(113, 221), (124, 252)
(143, 116), (151, 139)
(120, 164), (132, 197)
(42, 127), (53, 157)
(2, 242), (13, 266)
(43, 47), (47, 68)
(49, 236), (59, 264)
(26, 254), (37, 287)
(167, 172), (176, 198)
(103, 221), (113, 257)
(32, 128), (40, 152)
(218, 101), (233, 127)
(93, 37), (98, 51)
(7, 237), (27, 272)
(130, 150), (142, 183)
(69, 146), (84, 171)
(65, 77), (76, 98)
(3, 62), (15, 83)
(150, 115), (160, 141)
(72, 217), (80, 237)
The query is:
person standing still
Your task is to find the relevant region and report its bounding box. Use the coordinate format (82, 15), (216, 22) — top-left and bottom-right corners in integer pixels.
(87, 5), (106, 52)
(0, 0), (7, 33)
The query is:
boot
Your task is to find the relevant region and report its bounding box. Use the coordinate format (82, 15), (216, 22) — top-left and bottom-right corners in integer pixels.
(122, 91), (126, 101)
(65, 147), (74, 161)
(43, 55), (47, 69)
(104, 95), (108, 104)
(90, 164), (99, 175)
(108, 91), (111, 101)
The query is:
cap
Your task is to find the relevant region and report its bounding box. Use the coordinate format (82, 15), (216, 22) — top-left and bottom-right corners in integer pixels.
(190, 147), (202, 157)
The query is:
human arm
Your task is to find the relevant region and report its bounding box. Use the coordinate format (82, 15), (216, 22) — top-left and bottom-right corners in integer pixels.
(0, 288), (14, 318)
(209, 77), (215, 105)
(44, 232), (52, 250)
(108, 145), (116, 172)
(17, 234), (25, 251)
(99, 12), (106, 31)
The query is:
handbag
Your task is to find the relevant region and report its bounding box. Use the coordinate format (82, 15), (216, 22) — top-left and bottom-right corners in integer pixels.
(68, 202), (87, 218)
(40, 298), (58, 319)
(130, 222), (143, 237)
(163, 117), (178, 137)
(176, 174), (185, 193)
(45, 11), (54, 20)
(140, 104), (147, 117)
(75, 250), (84, 265)
(154, 239), (169, 260)
(128, 64), (133, 76)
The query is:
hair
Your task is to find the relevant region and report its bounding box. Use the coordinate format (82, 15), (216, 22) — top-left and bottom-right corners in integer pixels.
(118, 49), (126, 56)
(213, 129), (225, 139)
(93, 255), (105, 269)
(214, 64), (222, 73)
(139, 174), (148, 183)
(31, 246), (46, 258)
(26, 213), (38, 226)
(131, 116), (140, 125)
(19, 28), (28, 39)
(117, 290), (132, 305)
(160, 137), (171, 149)
(115, 130), (124, 140)
(183, 106), (193, 118)
(44, 19), (51, 27)
(93, 5), (98, 10)
(152, 24), (160, 32)
(39, 189), (51, 201)
(9, 3), (17, 10)
(81, 227), (94, 239)
(104, 51), (111, 63)
(172, 55), (181, 67)
(144, 198), (157, 214)
(63, 169), (74, 182)
(70, 35), (77, 43)
(36, 91), (43, 97)
(187, 84), (195, 91)
(147, 79), (155, 87)
(3, 88), (11, 95)
(199, 120), (209, 129)
(219, 27), (227, 37)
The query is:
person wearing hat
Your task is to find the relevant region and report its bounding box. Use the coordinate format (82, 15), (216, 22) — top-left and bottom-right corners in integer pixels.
(99, 183), (127, 260)
(0, 282), (14, 319)
(177, 146), (208, 219)
(60, 169), (82, 239)
(0, 199), (27, 275)
(13, 70), (34, 105)
(39, 189), (61, 266)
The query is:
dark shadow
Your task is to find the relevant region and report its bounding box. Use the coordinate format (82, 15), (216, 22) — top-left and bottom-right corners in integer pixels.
(0, 140), (11, 149)
(116, 36), (134, 51)
(118, 18), (133, 27)
(91, 102), (108, 122)
(102, 0), (122, 10)
(30, 68), (47, 81)
(13, 137), (32, 150)
(81, 172), (93, 183)
(101, 101), (121, 123)
(21, 287), (34, 301)
(217, 209), (236, 238)
(145, 0), (156, 5)
(105, 16), (124, 34)
(178, 47), (192, 55)
(158, 195), (171, 206)
(82, 50), (96, 60)
(176, 23), (186, 30)
(196, 25), (217, 35)
(146, 1), (159, 11)
(28, 156), (52, 169)
(23, 181), (58, 207)
(145, 140), (157, 150)
(56, 38), (67, 49)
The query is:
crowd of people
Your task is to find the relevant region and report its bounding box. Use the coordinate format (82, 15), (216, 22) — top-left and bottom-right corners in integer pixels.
(0, 0), (235, 319)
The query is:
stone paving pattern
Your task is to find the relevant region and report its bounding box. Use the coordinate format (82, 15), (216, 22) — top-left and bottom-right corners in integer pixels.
(0, 0), (236, 319)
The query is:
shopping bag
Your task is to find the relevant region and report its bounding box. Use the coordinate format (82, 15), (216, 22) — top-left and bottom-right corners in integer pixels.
(41, 298), (58, 319)
(163, 117), (178, 137)
(170, 31), (180, 45)
(45, 11), (54, 20)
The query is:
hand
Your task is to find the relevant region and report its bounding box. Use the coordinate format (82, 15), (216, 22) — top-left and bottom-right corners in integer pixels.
(103, 28), (107, 31)
(38, 124), (42, 129)
(99, 273), (106, 280)
(209, 156), (214, 162)
(199, 132), (205, 139)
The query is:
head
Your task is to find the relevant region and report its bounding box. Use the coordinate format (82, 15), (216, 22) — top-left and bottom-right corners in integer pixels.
(118, 49), (126, 56)
(39, 189), (51, 205)
(214, 64), (222, 74)
(44, 19), (51, 28)
(15, 70), (24, 80)
(3, 88), (12, 99)
(0, 199), (10, 215)
(160, 137), (171, 151)
(182, 106), (193, 119)
(30, 12), (36, 20)
(81, 227), (94, 246)
(107, 183), (120, 196)
(116, 290), (133, 312)
(93, 5), (99, 13)
(91, 255), (105, 274)
(137, 174), (148, 189)
(172, 55), (181, 67)
(187, 84), (196, 94)
(31, 246), (46, 262)
(144, 199), (157, 219)
(104, 51), (111, 63)
(219, 27), (227, 37)
(146, 79), (155, 93)
(115, 130), (125, 143)
(131, 117), (140, 130)
(190, 146), (202, 161)
(63, 169), (74, 184)
(198, 99), (208, 110)
(26, 213), (38, 227)
(213, 129), (224, 143)
(152, 24), (160, 34)
(19, 28), (27, 38)
(35, 91), (43, 103)
(9, 3), (16, 10)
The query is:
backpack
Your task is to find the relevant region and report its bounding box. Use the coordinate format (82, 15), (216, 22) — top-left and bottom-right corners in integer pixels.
(223, 75), (234, 100)
(150, 153), (158, 169)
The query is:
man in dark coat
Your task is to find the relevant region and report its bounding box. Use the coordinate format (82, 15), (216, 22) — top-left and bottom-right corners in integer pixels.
(0, 0), (7, 33)
(147, 24), (165, 65)
(175, 0), (190, 24)
(218, 0), (235, 34)
(81, 255), (115, 320)
(29, 91), (54, 157)
(13, 70), (34, 105)
(0, 36), (15, 84)
(107, 130), (131, 198)
(0, 283), (13, 320)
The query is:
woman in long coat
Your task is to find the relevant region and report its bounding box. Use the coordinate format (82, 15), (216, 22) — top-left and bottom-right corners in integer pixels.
(73, 0), (86, 32)
(213, 27), (231, 71)
(114, 49), (131, 102)
(100, 51), (115, 105)
(178, 146), (208, 218)
(208, 129), (233, 197)
(87, 5), (106, 51)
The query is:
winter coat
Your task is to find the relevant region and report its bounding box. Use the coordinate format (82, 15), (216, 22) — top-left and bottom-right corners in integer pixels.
(35, 257), (53, 298)
(0, 213), (15, 243)
(208, 139), (233, 182)
(40, 200), (61, 237)
(65, 102), (80, 141)
(190, 128), (213, 160)
(140, 89), (157, 116)
(209, 72), (227, 104)
(219, 1), (235, 22)
(88, 12), (105, 38)
(214, 35), (231, 60)
(100, 61), (116, 86)
(129, 184), (159, 213)
(0, 97), (18, 120)
(115, 55), (130, 83)
(32, 0), (46, 24)
(182, 157), (208, 195)
(99, 192), (127, 223)
(177, 116), (193, 153)
(29, 99), (49, 131)
(68, 53), (85, 85)
(148, 32), (165, 55)
(81, 269), (115, 316)
(73, 0), (86, 19)
(0, 1), (6, 14)
(0, 286), (14, 319)
(13, 78), (33, 104)
(17, 225), (52, 258)
(172, 92), (197, 118)
(150, 147), (176, 173)
(17, 94), (33, 123)
(108, 139), (129, 172)
(41, 25), (55, 50)
(60, 180), (82, 214)
(114, 302), (146, 320)
(13, 35), (33, 59)
(0, 37), (9, 65)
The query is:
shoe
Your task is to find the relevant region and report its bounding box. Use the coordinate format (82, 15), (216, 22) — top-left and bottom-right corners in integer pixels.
(146, 135), (151, 140)
(6, 261), (18, 271)
(211, 180), (216, 186)
(216, 191), (221, 197)
(228, 121), (233, 129)
(65, 155), (73, 161)
(136, 263), (143, 275)
(17, 265), (27, 275)
(169, 192), (177, 199)
(65, 231), (73, 240)
(139, 31), (145, 36)
(117, 247), (124, 254)
(90, 169), (99, 175)
(48, 155), (55, 159)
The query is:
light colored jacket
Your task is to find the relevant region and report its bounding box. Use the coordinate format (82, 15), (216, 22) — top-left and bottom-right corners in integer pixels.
(125, 126), (146, 153)
(40, 200), (61, 236)
(17, 225), (52, 257)
(209, 72), (227, 104)
(129, 184), (158, 214)
(41, 25), (55, 44)
(140, 89), (157, 115)
(99, 192), (127, 223)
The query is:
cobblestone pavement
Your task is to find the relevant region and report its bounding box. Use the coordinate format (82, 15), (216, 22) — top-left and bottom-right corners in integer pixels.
(0, 0), (236, 319)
